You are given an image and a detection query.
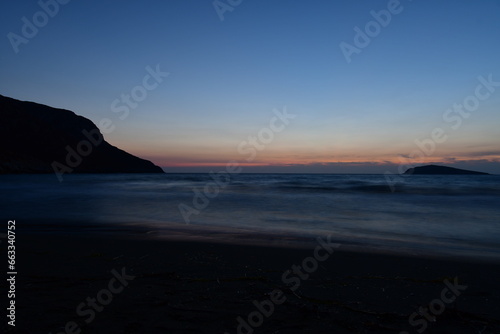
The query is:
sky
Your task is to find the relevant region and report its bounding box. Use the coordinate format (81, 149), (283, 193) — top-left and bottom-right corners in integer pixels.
(1, 0), (500, 173)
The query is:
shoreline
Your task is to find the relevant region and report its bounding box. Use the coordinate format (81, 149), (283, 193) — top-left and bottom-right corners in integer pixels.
(12, 231), (500, 333)
(17, 221), (500, 264)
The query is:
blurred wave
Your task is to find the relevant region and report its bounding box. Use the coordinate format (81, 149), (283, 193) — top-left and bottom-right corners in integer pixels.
(1, 173), (499, 259)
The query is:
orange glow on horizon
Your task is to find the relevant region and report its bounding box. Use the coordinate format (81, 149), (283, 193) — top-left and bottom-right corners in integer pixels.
(154, 155), (500, 168)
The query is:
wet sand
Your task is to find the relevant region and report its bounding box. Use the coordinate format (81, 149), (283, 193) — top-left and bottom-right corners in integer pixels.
(11, 232), (500, 334)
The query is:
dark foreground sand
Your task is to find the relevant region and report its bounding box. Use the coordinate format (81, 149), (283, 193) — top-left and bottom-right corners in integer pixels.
(8, 232), (500, 334)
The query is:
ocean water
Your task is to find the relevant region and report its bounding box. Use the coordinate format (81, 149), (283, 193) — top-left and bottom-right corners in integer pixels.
(1, 173), (500, 259)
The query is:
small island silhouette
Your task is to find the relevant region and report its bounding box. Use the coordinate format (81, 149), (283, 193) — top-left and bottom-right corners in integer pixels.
(404, 164), (489, 175)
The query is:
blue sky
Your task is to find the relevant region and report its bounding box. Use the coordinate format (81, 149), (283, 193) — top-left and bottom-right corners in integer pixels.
(1, 0), (500, 173)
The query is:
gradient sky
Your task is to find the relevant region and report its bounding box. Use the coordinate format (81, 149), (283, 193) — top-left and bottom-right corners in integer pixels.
(1, 0), (500, 173)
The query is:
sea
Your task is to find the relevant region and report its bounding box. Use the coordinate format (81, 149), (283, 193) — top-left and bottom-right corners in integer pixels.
(1, 173), (500, 260)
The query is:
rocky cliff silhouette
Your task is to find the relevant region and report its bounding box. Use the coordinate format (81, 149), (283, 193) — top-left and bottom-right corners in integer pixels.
(0, 95), (164, 176)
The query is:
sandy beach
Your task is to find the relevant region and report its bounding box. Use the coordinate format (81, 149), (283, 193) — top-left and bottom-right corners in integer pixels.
(10, 231), (500, 334)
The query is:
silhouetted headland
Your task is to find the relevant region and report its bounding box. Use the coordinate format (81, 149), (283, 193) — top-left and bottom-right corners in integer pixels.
(404, 164), (489, 175)
(0, 94), (164, 174)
